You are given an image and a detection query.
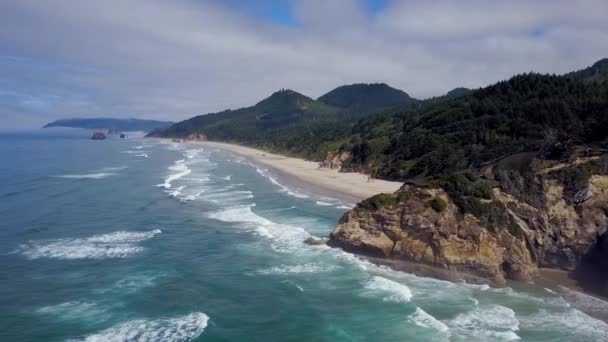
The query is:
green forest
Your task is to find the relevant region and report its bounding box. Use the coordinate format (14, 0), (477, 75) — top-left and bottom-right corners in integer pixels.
(150, 59), (608, 183)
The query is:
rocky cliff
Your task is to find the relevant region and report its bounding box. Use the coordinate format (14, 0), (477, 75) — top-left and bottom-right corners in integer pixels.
(329, 152), (608, 292)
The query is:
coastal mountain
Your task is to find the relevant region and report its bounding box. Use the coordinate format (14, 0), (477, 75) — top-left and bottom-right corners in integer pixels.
(150, 59), (608, 295)
(565, 58), (608, 80)
(152, 89), (340, 149)
(317, 83), (417, 112)
(445, 87), (472, 98)
(44, 117), (173, 132)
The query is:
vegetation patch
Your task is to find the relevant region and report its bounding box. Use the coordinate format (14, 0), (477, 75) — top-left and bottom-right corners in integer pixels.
(430, 197), (447, 212)
(358, 193), (398, 210)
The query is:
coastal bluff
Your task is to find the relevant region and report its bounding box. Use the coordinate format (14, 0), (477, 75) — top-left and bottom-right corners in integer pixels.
(329, 152), (608, 293)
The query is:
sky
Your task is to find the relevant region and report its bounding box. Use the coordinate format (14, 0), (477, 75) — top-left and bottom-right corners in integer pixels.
(1, 0), (607, 130)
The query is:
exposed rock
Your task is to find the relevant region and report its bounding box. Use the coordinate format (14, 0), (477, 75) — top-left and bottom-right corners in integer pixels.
(303, 237), (327, 246)
(91, 132), (106, 140)
(319, 150), (351, 169)
(184, 132), (208, 141)
(329, 155), (608, 291)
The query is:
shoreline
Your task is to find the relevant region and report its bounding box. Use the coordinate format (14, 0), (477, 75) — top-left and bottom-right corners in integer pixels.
(175, 139), (608, 322)
(192, 140), (403, 202)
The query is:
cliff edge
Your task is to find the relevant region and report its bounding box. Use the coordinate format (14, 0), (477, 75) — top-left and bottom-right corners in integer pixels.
(329, 151), (608, 293)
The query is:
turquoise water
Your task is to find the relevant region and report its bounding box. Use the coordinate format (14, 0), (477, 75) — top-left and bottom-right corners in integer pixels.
(1, 129), (607, 341)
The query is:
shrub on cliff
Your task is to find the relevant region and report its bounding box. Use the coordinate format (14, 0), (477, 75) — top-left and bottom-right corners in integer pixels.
(430, 197), (447, 212)
(358, 193), (397, 210)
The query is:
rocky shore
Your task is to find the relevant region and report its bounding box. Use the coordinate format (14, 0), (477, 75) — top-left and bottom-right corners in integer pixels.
(328, 151), (608, 296)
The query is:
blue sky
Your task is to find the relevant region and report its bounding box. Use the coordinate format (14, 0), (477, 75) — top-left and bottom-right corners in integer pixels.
(1, 0), (607, 130)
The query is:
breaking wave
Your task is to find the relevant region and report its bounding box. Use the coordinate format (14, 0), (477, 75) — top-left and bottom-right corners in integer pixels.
(74, 312), (209, 342)
(16, 229), (162, 260)
(447, 305), (520, 341)
(55, 173), (117, 179)
(409, 307), (450, 335)
(257, 263), (339, 275)
(363, 276), (413, 303)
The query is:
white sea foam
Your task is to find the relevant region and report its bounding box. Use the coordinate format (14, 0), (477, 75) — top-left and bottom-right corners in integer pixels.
(37, 301), (111, 323)
(336, 204), (355, 210)
(409, 307), (450, 334)
(75, 312), (209, 342)
(55, 173), (118, 179)
(315, 201), (333, 206)
(134, 153), (148, 158)
(520, 308), (608, 341)
(463, 283), (490, 291)
(157, 163), (191, 189)
(98, 166), (128, 172)
(16, 229), (162, 260)
(363, 276), (413, 303)
(447, 305), (520, 341)
(254, 166), (310, 198)
(257, 263), (338, 275)
(207, 205), (310, 251)
(168, 186), (187, 197)
(181, 189), (207, 202)
(544, 288), (558, 295)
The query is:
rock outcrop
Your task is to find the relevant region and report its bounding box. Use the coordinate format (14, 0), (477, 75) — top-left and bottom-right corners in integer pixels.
(319, 150), (351, 169)
(329, 153), (608, 290)
(185, 133), (207, 141)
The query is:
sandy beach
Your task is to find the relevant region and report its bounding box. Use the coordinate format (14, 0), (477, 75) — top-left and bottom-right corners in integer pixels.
(195, 141), (403, 202)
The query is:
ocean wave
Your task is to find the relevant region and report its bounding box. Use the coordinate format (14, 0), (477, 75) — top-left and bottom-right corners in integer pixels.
(207, 205), (310, 251)
(257, 263), (339, 275)
(95, 273), (165, 295)
(409, 307), (450, 335)
(37, 301), (111, 323)
(204, 190), (254, 203)
(157, 163), (191, 189)
(336, 204), (355, 210)
(74, 312), (209, 342)
(519, 308), (608, 341)
(363, 275), (413, 303)
(55, 173), (118, 179)
(447, 305), (520, 341)
(134, 153), (148, 158)
(254, 166), (310, 199)
(98, 166), (128, 172)
(16, 229), (162, 260)
(167, 185), (187, 197)
(315, 201), (333, 206)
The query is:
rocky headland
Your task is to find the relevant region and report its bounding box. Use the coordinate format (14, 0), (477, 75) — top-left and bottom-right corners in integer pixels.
(329, 149), (608, 296)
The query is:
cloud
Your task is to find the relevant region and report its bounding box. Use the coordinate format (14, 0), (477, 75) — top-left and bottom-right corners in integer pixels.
(0, 0), (607, 130)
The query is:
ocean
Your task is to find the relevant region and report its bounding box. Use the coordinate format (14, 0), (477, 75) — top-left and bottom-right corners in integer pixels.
(1, 129), (607, 341)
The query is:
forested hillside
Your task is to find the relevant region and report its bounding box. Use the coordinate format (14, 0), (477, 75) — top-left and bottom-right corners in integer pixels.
(317, 83), (416, 112)
(151, 59), (608, 181)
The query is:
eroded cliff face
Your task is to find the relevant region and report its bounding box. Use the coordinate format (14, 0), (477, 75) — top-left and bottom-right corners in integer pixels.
(329, 155), (608, 289)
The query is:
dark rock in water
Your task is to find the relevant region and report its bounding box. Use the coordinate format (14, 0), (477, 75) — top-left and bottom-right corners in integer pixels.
(91, 132), (106, 140)
(120, 133), (126, 139)
(303, 237), (327, 246)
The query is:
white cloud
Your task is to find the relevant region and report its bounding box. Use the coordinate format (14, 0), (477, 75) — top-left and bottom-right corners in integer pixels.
(0, 0), (606, 129)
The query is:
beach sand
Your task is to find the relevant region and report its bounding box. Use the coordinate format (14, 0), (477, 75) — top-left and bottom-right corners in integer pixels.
(196, 141), (403, 202)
